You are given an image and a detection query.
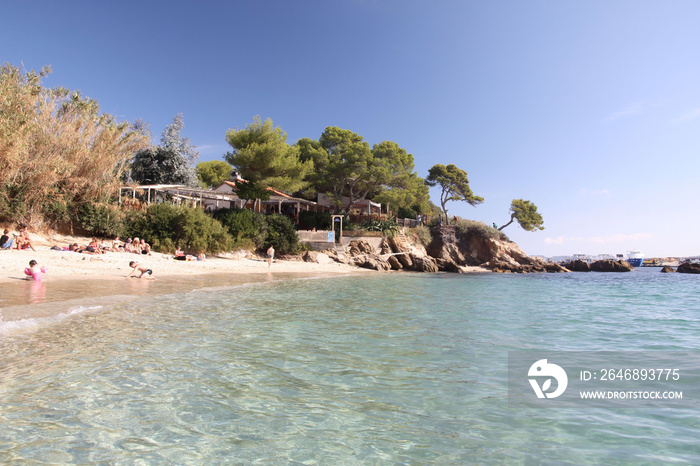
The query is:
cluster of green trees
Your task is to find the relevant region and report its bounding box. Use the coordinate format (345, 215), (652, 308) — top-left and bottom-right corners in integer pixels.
(209, 116), (434, 218)
(212, 117), (544, 231)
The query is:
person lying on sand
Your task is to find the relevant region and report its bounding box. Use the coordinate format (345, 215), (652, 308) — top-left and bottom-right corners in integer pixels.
(127, 261), (155, 279)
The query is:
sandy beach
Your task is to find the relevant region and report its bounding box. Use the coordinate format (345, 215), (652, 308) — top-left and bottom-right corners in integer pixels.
(0, 231), (372, 286)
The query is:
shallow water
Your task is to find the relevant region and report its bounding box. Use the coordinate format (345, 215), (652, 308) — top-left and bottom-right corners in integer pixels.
(1, 269), (699, 463)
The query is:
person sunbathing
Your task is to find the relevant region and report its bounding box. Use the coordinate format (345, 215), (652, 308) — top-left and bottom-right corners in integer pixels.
(140, 238), (152, 255)
(0, 229), (13, 249)
(15, 229), (35, 251)
(174, 246), (187, 261)
(131, 237), (142, 254)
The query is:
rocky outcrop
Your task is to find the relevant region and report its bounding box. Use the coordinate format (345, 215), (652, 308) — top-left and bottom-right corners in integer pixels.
(348, 239), (375, 256)
(677, 262), (700, 274)
(564, 260), (591, 272)
(316, 225), (570, 274)
(351, 254), (391, 271)
(346, 240), (391, 271)
(425, 225), (568, 273)
(387, 255), (403, 270)
(434, 258), (464, 273)
(590, 260), (634, 272)
(661, 266), (675, 273)
(410, 254), (440, 273)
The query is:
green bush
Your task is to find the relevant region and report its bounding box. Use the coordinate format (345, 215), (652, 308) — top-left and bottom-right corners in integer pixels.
(412, 225), (432, 246)
(265, 214), (300, 255)
(454, 219), (509, 242)
(124, 204), (232, 253)
(175, 207), (232, 253)
(76, 203), (125, 237)
(213, 208), (268, 250)
(129, 203), (180, 242)
(359, 218), (399, 237)
(42, 200), (73, 227)
(159, 237), (176, 254)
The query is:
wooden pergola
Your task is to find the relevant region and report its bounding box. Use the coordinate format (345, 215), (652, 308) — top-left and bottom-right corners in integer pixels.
(118, 184), (320, 224)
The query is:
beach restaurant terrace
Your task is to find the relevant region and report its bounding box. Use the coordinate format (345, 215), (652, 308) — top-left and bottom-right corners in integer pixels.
(118, 184), (321, 223)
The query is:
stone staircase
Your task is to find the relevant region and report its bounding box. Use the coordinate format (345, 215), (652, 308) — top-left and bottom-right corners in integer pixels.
(334, 243), (347, 261)
(394, 228), (412, 251)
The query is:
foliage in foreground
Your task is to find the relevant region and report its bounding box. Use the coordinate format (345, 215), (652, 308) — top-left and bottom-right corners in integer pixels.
(264, 214), (300, 255)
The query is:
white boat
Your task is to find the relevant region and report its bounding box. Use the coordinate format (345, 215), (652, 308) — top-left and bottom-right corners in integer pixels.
(626, 250), (644, 267)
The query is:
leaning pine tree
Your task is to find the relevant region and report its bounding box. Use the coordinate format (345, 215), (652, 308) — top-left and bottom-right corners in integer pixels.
(497, 199), (544, 231)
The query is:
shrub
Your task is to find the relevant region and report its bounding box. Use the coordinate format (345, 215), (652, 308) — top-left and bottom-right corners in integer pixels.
(265, 214), (299, 255)
(41, 200), (73, 227)
(175, 207), (232, 253)
(124, 203), (179, 243)
(76, 203), (125, 237)
(124, 204), (232, 253)
(0, 64), (150, 227)
(159, 237), (176, 254)
(412, 225), (432, 246)
(454, 219), (509, 242)
(359, 218), (399, 237)
(213, 208), (268, 250)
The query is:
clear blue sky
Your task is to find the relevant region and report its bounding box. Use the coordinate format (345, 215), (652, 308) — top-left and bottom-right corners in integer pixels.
(3, 0), (699, 257)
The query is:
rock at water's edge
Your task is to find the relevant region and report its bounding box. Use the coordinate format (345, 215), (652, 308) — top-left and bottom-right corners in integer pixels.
(677, 262), (700, 274)
(590, 259), (634, 272)
(661, 266), (675, 273)
(426, 225), (568, 273)
(564, 260), (591, 272)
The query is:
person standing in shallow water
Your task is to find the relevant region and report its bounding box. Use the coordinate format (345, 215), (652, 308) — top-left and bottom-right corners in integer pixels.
(267, 245), (275, 268)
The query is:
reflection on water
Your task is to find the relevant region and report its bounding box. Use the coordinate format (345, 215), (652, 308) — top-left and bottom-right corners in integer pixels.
(25, 280), (46, 304)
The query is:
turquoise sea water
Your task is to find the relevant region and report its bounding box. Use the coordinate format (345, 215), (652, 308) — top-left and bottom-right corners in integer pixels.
(1, 269), (699, 464)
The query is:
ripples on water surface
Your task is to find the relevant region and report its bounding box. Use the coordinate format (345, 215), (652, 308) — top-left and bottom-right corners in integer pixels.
(1, 269), (699, 463)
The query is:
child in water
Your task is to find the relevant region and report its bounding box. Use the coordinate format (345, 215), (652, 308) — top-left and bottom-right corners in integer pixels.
(127, 261), (155, 279)
(24, 260), (46, 281)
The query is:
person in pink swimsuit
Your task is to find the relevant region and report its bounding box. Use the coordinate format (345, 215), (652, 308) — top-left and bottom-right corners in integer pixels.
(24, 260), (46, 281)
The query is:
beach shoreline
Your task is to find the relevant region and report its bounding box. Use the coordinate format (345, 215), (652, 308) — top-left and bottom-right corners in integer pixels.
(0, 231), (373, 286)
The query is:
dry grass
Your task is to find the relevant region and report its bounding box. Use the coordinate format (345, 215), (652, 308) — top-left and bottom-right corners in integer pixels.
(1, 64), (150, 226)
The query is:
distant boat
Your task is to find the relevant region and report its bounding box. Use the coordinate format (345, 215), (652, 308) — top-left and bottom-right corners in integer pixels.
(571, 253), (593, 263)
(626, 250), (644, 267)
